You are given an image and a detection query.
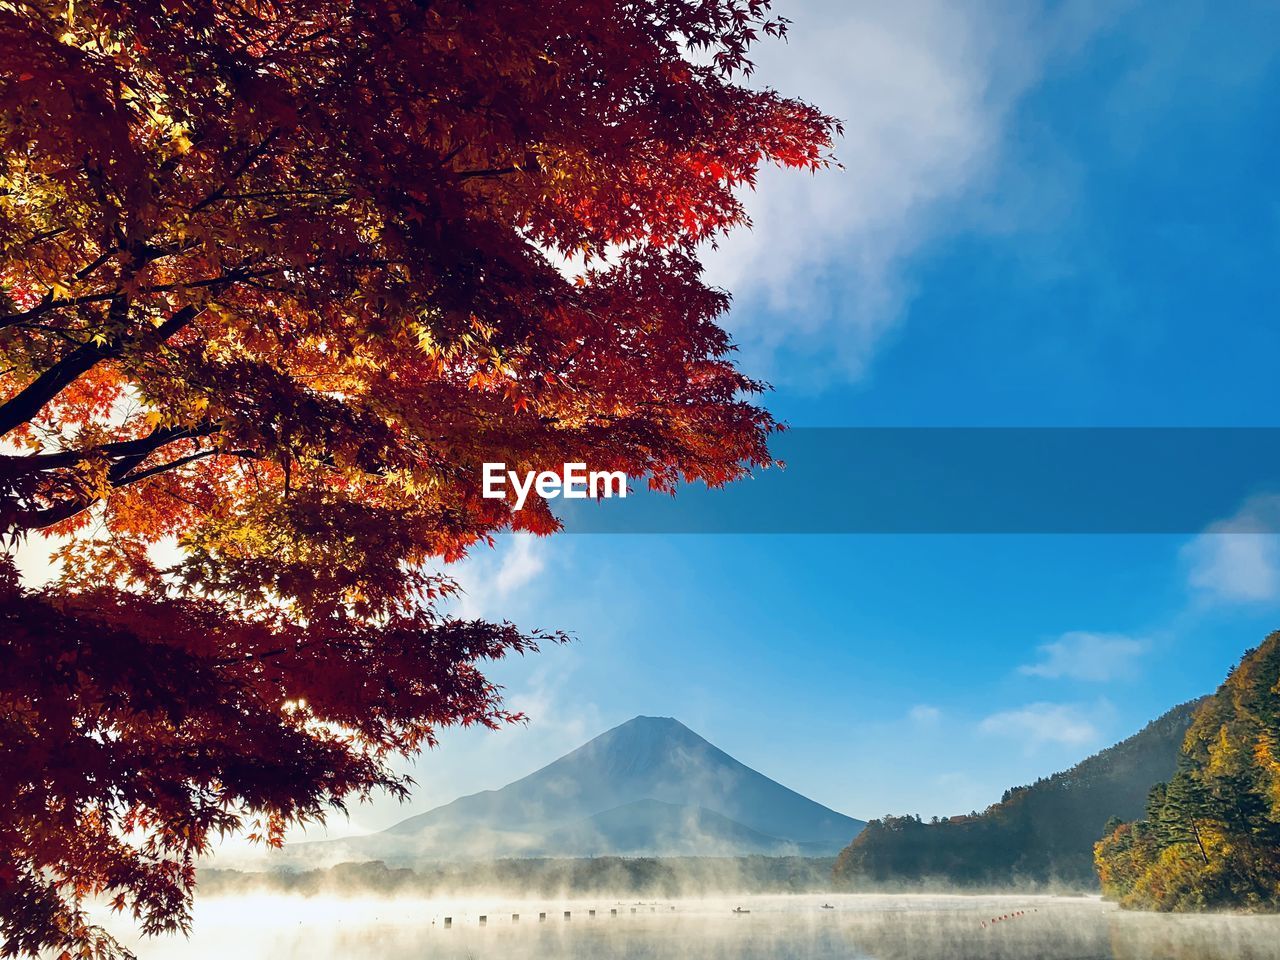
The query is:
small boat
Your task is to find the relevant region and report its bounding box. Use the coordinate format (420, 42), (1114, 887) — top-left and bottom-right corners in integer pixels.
(732, 907), (751, 914)
(820, 903), (835, 910)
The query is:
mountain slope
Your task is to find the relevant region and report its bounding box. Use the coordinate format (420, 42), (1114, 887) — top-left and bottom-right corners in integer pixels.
(833, 698), (1205, 888)
(297, 716), (864, 864)
(537, 799), (816, 857)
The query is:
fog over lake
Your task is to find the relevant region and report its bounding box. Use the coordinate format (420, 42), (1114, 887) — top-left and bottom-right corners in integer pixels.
(117, 894), (1280, 960)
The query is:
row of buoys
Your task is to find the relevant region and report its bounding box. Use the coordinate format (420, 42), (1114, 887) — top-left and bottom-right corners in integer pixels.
(446, 902), (856, 928)
(981, 909), (1030, 928)
(440, 906), (665, 927)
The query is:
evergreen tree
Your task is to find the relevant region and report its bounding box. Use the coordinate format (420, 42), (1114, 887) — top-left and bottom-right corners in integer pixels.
(1095, 632), (1280, 911)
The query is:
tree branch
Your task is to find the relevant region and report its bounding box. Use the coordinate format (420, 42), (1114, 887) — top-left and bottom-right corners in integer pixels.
(0, 291), (57, 330)
(0, 422), (219, 475)
(115, 447), (259, 486)
(456, 166), (522, 181)
(192, 130), (281, 213)
(0, 304), (203, 438)
(12, 446), (258, 531)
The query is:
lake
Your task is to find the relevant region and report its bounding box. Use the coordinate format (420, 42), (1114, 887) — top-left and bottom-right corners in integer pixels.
(120, 893), (1280, 960)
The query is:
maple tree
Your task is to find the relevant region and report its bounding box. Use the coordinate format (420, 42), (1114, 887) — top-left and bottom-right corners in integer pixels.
(0, 0), (836, 955)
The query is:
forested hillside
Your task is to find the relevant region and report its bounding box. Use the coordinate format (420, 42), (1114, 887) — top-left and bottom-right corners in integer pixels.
(833, 699), (1203, 889)
(1095, 634), (1280, 911)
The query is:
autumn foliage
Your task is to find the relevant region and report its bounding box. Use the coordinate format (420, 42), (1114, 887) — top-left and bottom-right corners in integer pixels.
(0, 0), (836, 955)
(0, 558), (552, 953)
(1094, 634), (1280, 911)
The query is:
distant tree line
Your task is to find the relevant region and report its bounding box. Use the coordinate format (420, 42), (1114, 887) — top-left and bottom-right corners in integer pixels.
(202, 856), (837, 899)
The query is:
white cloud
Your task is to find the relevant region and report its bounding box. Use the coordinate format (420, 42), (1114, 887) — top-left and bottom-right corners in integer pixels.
(979, 702), (1102, 750)
(1183, 495), (1280, 604)
(491, 534), (547, 596)
(1018, 631), (1147, 682)
(703, 0), (1050, 381)
(909, 704), (942, 725)
(452, 533), (552, 619)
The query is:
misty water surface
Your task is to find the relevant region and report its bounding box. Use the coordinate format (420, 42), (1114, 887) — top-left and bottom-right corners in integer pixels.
(119, 894), (1280, 960)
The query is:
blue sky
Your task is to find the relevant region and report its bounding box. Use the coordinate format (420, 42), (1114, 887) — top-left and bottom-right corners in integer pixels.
(255, 1), (1280, 840)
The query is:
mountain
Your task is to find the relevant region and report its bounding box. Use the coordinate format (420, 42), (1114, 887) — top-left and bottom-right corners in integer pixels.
(833, 698), (1205, 889)
(292, 715), (864, 864)
(539, 799), (833, 857)
(1096, 634), (1280, 911)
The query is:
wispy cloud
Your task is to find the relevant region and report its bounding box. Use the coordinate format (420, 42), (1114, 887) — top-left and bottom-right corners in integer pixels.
(1182, 495), (1280, 604)
(703, 0), (1051, 382)
(1018, 631), (1147, 682)
(452, 533), (552, 619)
(978, 702), (1103, 751)
(491, 534), (547, 597)
(908, 704), (942, 725)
